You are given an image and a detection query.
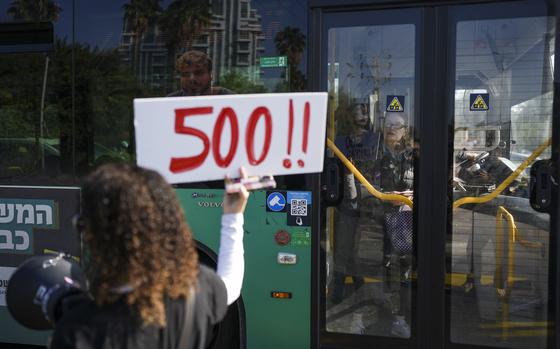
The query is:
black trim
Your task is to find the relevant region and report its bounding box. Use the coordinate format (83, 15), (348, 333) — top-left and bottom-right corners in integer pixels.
(308, 6), (323, 349)
(549, 4), (560, 348)
(0, 22), (54, 54)
(311, 172), (322, 349)
(416, 6), (447, 349)
(0, 344), (44, 349)
(310, 0), (527, 11)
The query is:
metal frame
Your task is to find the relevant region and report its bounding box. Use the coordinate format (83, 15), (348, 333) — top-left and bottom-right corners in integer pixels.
(549, 3), (560, 349)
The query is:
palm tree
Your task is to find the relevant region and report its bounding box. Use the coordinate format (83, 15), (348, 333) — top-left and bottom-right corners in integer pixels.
(123, 0), (162, 77)
(274, 26), (306, 91)
(158, 0), (212, 90)
(274, 26), (306, 67)
(7, 0), (62, 22)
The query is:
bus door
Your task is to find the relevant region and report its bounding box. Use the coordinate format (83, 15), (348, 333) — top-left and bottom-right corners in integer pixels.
(315, 7), (420, 348)
(448, 3), (557, 349)
(311, 1), (559, 348)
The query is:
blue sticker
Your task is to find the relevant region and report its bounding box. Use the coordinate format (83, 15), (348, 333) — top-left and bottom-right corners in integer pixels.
(287, 192), (312, 205)
(267, 192), (286, 212)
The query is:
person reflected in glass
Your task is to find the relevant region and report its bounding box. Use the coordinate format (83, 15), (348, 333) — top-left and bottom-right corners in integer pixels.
(168, 50), (232, 97)
(330, 103), (378, 310)
(372, 111), (414, 338)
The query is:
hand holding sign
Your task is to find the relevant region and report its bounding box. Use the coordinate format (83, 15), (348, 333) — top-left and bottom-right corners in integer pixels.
(134, 93), (328, 184)
(225, 175), (276, 194)
(223, 167), (250, 214)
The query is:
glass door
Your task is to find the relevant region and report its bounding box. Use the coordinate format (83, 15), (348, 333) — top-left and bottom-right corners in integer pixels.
(319, 8), (420, 347)
(447, 2), (557, 349)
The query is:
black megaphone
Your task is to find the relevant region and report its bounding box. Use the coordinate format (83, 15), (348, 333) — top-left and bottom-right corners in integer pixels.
(6, 254), (88, 330)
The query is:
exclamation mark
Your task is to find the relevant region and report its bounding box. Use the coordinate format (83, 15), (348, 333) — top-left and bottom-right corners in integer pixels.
(283, 99), (294, 169)
(297, 102), (310, 168)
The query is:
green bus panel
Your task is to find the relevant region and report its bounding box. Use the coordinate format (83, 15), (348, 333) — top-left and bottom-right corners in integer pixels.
(176, 189), (311, 349)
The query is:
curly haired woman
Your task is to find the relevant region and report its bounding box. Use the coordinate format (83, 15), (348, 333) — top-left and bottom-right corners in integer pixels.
(50, 163), (249, 349)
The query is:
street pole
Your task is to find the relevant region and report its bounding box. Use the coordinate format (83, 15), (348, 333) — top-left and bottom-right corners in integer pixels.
(40, 55), (50, 170)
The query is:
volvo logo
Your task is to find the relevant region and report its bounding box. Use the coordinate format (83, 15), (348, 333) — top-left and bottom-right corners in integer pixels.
(197, 201), (223, 208)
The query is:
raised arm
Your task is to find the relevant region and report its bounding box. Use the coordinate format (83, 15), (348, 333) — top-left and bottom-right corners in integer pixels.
(217, 168), (250, 305)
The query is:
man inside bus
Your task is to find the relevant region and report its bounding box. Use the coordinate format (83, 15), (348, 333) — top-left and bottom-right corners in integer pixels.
(167, 50), (232, 97)
(330, 102), (376, 307)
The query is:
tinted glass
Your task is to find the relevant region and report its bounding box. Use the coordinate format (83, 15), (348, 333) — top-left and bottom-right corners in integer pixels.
(325, 22), (416, 339)
(449, 4), (555, 348)
(0, 0), (308, 185)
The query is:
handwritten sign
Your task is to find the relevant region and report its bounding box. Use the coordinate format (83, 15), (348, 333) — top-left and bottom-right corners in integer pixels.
(134, 93), (328, 184)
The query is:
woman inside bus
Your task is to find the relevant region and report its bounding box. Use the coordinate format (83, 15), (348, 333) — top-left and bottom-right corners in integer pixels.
(50, 163), (249, 349)
(373, 111), (414, 338)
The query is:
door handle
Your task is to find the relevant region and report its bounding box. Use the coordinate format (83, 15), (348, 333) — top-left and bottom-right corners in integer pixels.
(322, 157), (343, 206)
(530, 159), (554, 213)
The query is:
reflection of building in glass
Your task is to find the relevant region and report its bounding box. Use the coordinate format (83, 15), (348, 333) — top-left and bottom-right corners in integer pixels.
(118, 0), (265, 89)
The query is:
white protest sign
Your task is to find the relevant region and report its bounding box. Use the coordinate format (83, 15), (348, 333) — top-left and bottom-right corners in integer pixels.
(134, 93), (328, 184)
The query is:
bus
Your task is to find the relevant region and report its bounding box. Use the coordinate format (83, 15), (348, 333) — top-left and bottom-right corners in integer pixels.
(0, 0), (558, 348)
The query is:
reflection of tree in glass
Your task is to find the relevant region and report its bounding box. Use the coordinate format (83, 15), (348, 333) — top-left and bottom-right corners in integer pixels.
(0, 39), (158, 176)
(4, 0), (62, 147)
(333, 92), (363, 136)
(7, 0), (62, 22)
(123, 0), (162, 77)
(158, 0), (211, 89)
(49, 40), (157, 168)
(0, 54), (44, 138)
(274, 26), (306, 91)
(218, 71), (266, 94)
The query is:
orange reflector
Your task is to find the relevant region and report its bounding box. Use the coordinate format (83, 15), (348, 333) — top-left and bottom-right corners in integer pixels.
(271, 291), (292, 299)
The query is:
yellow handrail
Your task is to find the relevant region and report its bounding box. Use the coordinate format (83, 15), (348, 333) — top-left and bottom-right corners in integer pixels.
(326, 138), (413, 208)
(495, 206), (517, 341)
(453, 138), (551, 209)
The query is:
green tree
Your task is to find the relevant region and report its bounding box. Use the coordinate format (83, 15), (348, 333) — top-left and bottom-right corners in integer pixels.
(219, 70), (266, 94)
(123, 0), (162, 77)
(50, 40), (159, 171)
(274, 26), (306, 91)
(0, 39), (158, 177)
(159, 0), (212, 90)
(7, 0), (62, 22)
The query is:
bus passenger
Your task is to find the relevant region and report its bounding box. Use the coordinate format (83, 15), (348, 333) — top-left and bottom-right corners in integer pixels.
(168, 50), (232, 97)
(50, 163), (249, 349)
(330, 103), (378, 306)
(372, 111), (414, 338)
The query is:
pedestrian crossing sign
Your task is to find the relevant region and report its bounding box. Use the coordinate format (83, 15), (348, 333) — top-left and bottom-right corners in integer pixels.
(469, 93), (489, 111)
(386, 95), (404, 112)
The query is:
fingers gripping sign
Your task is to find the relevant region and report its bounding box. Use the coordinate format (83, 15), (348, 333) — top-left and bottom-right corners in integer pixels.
(223, 167), (251, 214)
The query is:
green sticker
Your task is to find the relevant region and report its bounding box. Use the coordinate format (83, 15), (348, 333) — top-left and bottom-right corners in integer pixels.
(290, 231), (310, 247)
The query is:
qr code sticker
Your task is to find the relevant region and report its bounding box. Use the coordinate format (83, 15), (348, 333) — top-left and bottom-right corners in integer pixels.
(290, 199), (307, 216)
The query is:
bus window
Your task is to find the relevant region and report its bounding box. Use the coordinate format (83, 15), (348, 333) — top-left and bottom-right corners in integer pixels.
(0, 0), (308, 188)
